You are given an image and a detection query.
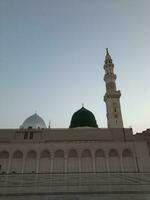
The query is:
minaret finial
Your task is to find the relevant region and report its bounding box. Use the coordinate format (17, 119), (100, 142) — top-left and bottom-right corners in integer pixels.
(106, 48), (110, 56)
(82, 103), (84, 108)
(105, 48), (112, 60)
(48, 120), (51, 129)
(106, 48), (108, 54)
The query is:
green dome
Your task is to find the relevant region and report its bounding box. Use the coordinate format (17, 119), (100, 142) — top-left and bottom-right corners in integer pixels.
(69, 107), (98, 128)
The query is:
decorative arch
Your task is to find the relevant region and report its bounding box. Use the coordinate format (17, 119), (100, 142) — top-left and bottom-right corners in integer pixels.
(11, 151), (23, 173)
(109, 149), (121, 172)
(53, 149), (65, 173)
(81, 149), (93, 172)
(109, 149), (119, 157)
(24, 150), (37, 173)
(27, 150), (37, 158)
(40, 150), (51, 158)
(95, 149), (106, 172)
(55, 150), (64, 157)
(81, 149), (92, 157)
(95, 149), (105, 157)
(0, 151), (9, 173)
(39, 150), (51, 173)
(0, 151), (9, 159)
(122, 149), (135, 172)
(68, 149), (78, 157)
(13, 151), (23, 159)
(68, 149), (78, 172)
(122, 149), (133, 157)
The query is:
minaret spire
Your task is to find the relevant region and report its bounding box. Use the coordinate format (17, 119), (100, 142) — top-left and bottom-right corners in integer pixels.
(105, 48), (111, 59)
(106, 48), (109, 55)
(103, 49), (123, 128)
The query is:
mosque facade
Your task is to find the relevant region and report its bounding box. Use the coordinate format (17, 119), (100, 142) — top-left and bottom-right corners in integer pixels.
(0, 50), (150, 200)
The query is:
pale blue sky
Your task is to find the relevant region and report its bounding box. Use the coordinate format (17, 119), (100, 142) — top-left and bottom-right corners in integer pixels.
(0, 0), (150, 133)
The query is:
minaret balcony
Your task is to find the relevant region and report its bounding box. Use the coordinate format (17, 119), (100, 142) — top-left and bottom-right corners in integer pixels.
(104, 90), (121, 101)
(104, 74), (116, 81)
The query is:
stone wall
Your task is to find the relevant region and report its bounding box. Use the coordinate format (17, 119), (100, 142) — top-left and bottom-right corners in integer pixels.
(0, 141), (142, 174)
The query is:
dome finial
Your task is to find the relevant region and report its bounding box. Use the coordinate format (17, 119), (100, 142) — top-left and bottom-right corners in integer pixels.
(106, 48), (109, 55)
(82, 103), (84, 108)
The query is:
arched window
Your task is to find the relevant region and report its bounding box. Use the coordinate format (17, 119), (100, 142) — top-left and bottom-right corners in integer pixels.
(24, 150), (37, 173)
(95, 149), (105, 157)
(68, 150), (78, 173)
(122, 149), (133, 157)
(68, 149), (78, 157)
(27, 150), (37, 158)
(0, 151), (9, 173)
(82, 149), (92, 157)
(11, 151), (23, 173)
(0, 151), (9, 159)
(122, 149), (135, 172)
(55, 150), (64, 157)
(40, 150), (50, 158)
(53, 150), (65, 173)
(95, 149), (106, 172)
(81, 149), (93, 172)
(39, 150), (51, 173)
(109, 149), (121, 172)
(109, 149), (119, 157)
(13, 151), (23, 159)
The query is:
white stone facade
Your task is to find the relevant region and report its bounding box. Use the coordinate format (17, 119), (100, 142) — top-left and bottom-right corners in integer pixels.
(0, 129), (150, 174)
(0, 128), (150, 199)
(0, 141), (138, 174)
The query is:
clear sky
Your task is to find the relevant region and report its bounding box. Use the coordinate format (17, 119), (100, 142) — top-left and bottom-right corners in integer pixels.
(0, 0), (150, 133)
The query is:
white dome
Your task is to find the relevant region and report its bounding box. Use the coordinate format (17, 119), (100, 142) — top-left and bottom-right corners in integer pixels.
(21, 113), (47, 129)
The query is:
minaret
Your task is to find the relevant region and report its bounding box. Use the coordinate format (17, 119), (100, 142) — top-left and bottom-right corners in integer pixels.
(103, 49), (123, 128)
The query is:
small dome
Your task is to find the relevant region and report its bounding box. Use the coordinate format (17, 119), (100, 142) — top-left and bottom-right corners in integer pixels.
(21, 113), (47, 129)
(69, 107), (98, 128)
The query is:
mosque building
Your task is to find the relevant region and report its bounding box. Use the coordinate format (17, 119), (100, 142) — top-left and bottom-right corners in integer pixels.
(0, 50), (150, 200)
